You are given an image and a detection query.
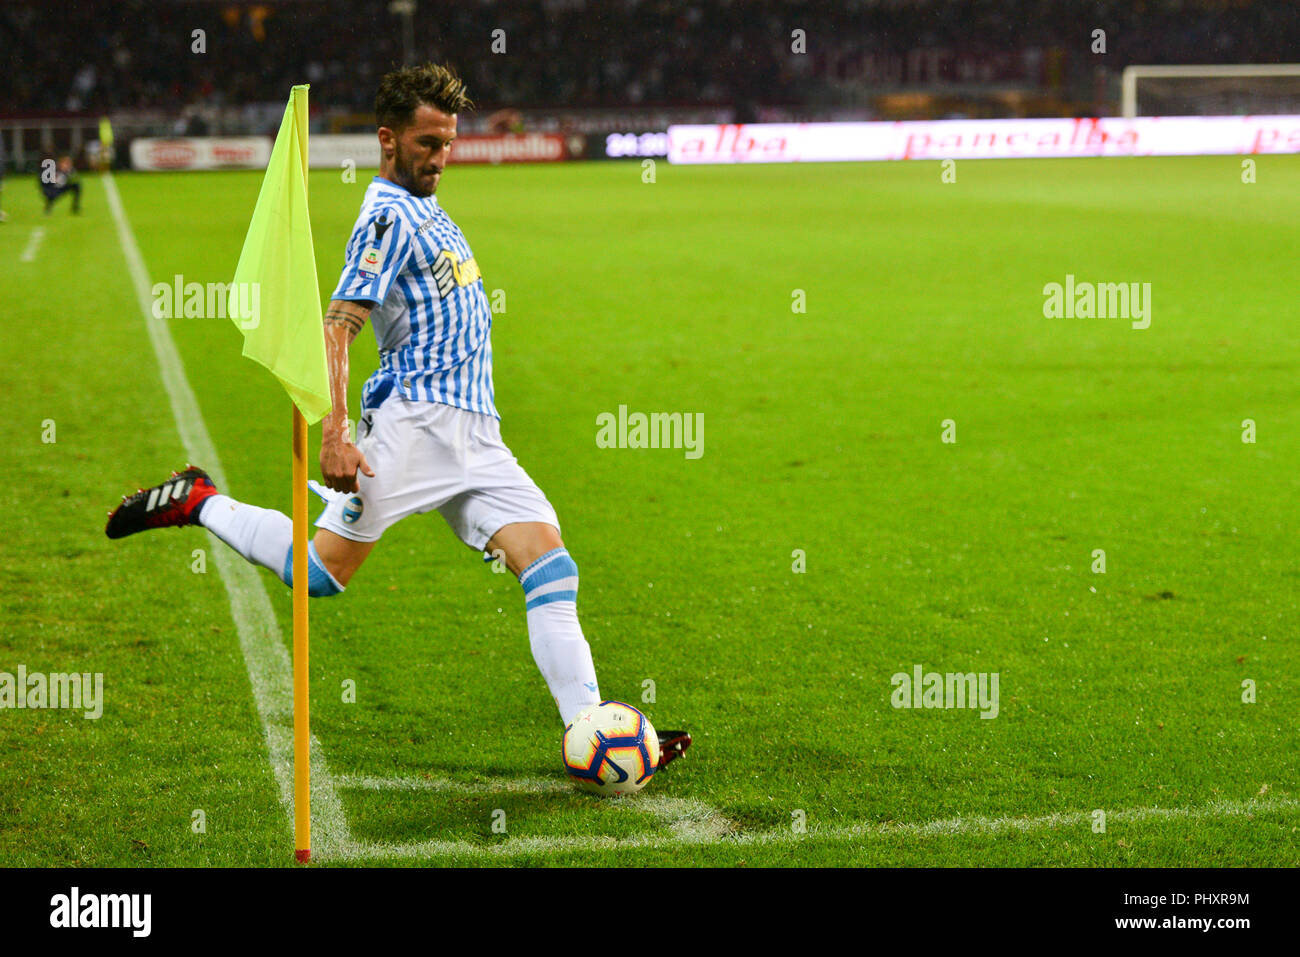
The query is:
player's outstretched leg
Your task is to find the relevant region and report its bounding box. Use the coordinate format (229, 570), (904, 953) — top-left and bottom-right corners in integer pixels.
(105, 467), (345, 597)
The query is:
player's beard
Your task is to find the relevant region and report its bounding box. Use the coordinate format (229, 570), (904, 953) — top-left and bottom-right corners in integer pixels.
(394, 141), (437, 197)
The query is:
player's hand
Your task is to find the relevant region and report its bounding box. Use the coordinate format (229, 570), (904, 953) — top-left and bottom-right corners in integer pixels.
(319, 439), (375, 493)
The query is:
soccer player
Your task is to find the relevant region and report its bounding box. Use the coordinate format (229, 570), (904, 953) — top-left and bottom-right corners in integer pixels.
(41, 156), (81, 215)
(106, 64), (690, 768)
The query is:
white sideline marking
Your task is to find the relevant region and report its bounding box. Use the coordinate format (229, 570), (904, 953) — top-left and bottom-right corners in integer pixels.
(831, 794), (1300, 842)
(20, 227), (45, 262)
(641, 796), (736, 844)
(104, 173), (352, 856)
(332, 789), (736, 861)
(329, 790), (1298, 860)
(334, 775), (737, 851)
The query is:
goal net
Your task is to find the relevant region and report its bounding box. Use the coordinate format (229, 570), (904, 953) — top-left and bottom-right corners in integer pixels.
(1121, 65), (1300, 118)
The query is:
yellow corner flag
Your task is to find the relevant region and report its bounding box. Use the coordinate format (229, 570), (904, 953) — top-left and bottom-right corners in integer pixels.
(230, 84), (330, 425)
(230, 85), (328, 864)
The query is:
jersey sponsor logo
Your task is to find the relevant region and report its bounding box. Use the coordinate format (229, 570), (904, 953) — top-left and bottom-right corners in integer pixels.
(430, 248), (482, 296)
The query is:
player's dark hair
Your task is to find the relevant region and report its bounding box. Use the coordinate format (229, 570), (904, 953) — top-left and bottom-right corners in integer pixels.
(375, 63), (474, 130)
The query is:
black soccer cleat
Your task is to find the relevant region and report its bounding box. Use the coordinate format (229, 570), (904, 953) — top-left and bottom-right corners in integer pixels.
(656, 730), (692, 769)
(105, 466), (217, 539)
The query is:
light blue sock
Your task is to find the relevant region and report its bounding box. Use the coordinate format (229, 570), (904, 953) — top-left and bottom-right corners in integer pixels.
(282, 542), (345, 598)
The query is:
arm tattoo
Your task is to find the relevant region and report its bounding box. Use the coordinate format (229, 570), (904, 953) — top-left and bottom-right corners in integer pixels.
(324, 304), (367, 338)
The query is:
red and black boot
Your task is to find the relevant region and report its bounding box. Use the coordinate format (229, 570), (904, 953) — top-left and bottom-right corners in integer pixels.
(105, 466), (217, 539)
(656, 730), (692, 768)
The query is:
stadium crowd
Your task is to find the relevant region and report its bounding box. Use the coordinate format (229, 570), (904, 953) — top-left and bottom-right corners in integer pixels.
(3, 0), (1298, 118)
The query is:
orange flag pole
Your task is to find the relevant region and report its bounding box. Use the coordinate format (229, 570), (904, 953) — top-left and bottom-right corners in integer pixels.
(293, 405), (311, 863)
(291, 85), (312, 865)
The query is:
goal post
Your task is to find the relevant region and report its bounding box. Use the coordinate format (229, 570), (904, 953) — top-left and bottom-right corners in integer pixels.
(1121, 64), (1300, 118)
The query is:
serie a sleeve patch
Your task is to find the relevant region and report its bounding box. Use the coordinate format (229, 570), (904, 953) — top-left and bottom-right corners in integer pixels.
(357, 245), (385, 278)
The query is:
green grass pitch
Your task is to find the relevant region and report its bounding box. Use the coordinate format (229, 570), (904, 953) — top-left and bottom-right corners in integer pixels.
(2, 155), (1297, 867)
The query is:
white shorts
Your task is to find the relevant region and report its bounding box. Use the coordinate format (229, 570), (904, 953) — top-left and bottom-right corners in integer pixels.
(314, 394), (559, 551)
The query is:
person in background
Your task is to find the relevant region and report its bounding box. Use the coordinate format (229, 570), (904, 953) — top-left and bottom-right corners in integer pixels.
(41, 155), (81, 215)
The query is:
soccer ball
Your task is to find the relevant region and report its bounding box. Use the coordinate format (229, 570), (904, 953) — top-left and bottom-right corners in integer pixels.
(562, 701), (660, 796)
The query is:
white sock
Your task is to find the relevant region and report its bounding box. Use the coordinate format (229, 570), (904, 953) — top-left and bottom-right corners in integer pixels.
(519, 548), (600, 726)
(527, 603), (600, 726)
(198, 494), (292, 585)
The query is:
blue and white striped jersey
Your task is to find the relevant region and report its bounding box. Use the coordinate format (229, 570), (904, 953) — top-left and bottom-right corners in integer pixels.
(332, 176), (497, 419)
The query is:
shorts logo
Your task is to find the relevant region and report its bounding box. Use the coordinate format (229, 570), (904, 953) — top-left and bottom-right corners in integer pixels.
(342, 496), (364, 524)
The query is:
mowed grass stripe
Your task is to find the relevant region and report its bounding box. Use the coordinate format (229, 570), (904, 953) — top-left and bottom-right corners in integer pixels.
(1, 174), (287, 865)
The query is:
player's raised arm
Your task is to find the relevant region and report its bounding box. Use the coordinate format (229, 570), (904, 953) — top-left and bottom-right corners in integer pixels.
(320, 299), (376, 492)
